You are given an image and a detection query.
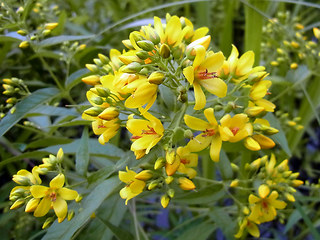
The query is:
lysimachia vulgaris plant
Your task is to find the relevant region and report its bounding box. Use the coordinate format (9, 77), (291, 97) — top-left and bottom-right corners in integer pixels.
(8, 13), (304, 238)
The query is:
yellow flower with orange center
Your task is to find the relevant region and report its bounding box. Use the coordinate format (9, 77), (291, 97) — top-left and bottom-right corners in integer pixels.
(183, 46), (227, 110)
(30, 174), (78, 223)
(248, 185), (286, 224)
(119, 167), (146, 205)
(219, 113), (253, 143)
(126, 111), (164, 159)
(234, 217), (260, 238)
(184, 108), (222, 162)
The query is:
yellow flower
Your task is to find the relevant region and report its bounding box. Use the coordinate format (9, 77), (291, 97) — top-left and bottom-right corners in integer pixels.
(234, 217), (260, 238)
(30, 174), (78, 223)
(219, 114), (252, 143)
(165, 147), (198, 178)
(119, 167), (146, 205)
(183, 47), (227, 110)
(126, 111), (164, 158)
(218, 44), (263, 83)
(184, 108), (222, 162)
(154, 14), (182, 46)
(248, 79), (275, 113)
(181, 16), (209, 42)
(178, 177), (196, 190)
(248, 185), (286, 224)
(125, 81), (158, 114)
(92, 118), (120, 145)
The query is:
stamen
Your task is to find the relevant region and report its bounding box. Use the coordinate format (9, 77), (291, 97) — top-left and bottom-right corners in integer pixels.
(231, 127), (240, 136)
(198, 69), (217, 80)
(202, 128), (215, 137)
(50, 192), (57, 202)
(180, 158), (190, 164)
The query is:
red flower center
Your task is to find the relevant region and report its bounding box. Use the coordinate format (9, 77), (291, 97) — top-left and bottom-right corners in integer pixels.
(50, 192), (57, 202)
(202, 128), (215, 137)
(180, 158), (190, 165)
(231, 127), (240, 136)
(131, 126), (157, 140)
(197, 69), (217, 80)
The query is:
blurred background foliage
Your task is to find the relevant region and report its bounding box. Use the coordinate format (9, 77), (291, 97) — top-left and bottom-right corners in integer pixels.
(1, 0), (320, 239)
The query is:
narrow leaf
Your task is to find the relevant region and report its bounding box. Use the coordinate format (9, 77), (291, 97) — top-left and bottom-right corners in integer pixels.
(76, 127), (90, 176)
(0, 88), (59, 137)
(38, 35), (94, 47)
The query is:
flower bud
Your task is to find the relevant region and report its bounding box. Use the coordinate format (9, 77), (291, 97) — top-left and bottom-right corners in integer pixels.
(56, 148), (64, 163)
(291, 179), (303, 187)
(84, 106), (103, 116)
(167, 189), (175, 198)
(154, 157), (165, 170)
(285, 193), (295, 202)
(148, 180), (159, 190)
(42, 30), (51, 36)
(148, 72), (165, 85)
(98, 107), (119, 120)
(230, 163), (239, 172)
(122, 39), (134, 50)
(166, 149), (176, 164)
(290, 41), (299, 48)
(244, 137), (261, 151)
(93, 58), (103, 67)
(10, 199), (25, 210)
(68, 210), (75, 221)
(135, 170), (153, 181)
(136, 50), (150, 60)
(86, 64), (99, 73)
(270, 61), (279, 66)
(230, 179), (239, 188)
(165, 176), (174, 185)
(25, 198), (40, 212)
(122, 62), (142, 73)
(161, 195), (170, 208)
(245, 106), (265, 117)
(178, 177), (195, 190)
(313, 27), (320, 39)
(98, 54), (109, 64)
(137, 40), (155, 51)
(17, 30), (27, 36)
(290, 63), (298, 69)
(159, 44), (170, 58)
(45, 22), (58, 30)
(19, 41), (29, 48)
(42, 217), (54, 229)
(75, 194), (83, 202)
(91, 96), (104, 105)
(184, 129), (193, 139)
(82, 75), (100, 86)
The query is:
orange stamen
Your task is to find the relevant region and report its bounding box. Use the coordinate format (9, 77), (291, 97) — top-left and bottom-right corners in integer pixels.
(202, 128), (215, 137)
(198, 69), (217, 80)
(180, 158), (190, 165)
(50, 192), (57, 202)
(231, 127), (240, 136)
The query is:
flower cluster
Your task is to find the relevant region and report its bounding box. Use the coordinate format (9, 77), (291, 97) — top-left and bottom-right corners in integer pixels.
(9, 149), (79, 228)
(1, 77), (30, 119)
(81, 14), (303, 236)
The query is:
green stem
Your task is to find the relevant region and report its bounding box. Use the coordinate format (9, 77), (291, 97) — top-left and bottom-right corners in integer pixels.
(38, 56), (64, 91)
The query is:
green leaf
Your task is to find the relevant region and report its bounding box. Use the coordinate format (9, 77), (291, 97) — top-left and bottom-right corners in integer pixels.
(43, 176), (120, 240)
(176, 220), (215, 240)
(76, 127), (90, 176)
(87, 165), (115, 184)
(284, 209), (302, 233)
(40, 139), (124, 159)
(0, 151), (50, 169)
(209, 207), (236, 239)
(97, 217), (134, 240)
(27, 137), (73, 149)
(265, 112), (291, 156)
(174, 183), (224, 204)
(65, 68), (90, 89)
(0, 36), (21, 42)
(0, 87), (60, 137)
(217, 150), (233, 180)
(38, 35), (95, 47)
(28, 105), (78, 117)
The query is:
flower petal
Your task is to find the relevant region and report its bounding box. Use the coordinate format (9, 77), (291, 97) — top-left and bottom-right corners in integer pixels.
(30, 185), (49, 198)
(183, 66), (194, 84)
(193, 82), (206, 110)
(187, 134), (211, 152)
(236, 51), (254, 76)
(200, 51), (225, 72)
(50, 174), (65, 189)
(34, 197), (51, 217)
(210, 135), (222, 162)
(199, 77), (227, 98)
(184, 115), (210, 131)
(204, 108), (218, 126)
(58, 188), (78, 200)
(258, 185), (270, 199)
(52, 197), (68, 222)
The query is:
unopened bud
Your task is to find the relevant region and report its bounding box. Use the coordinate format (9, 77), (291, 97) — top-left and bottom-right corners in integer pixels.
(148, 180), (159, 190)
(84, 106), (103, 116)
(137, 40), (155, 51)
(98, 54), (109, 64)
(91, 96), (104, 105)
(135, 170), (153, 181)
(56, 148), (64, 163)
(230, 179), (239, 188)
(230, 163), (239, 172)
(290, 63), (298, 69)
(285, 193), (295, 202)
(17, 30), (27, 36)
(45, 22), (58, 30)
(165, 176), (174, 185)
(136, 50), (150, 60)
(178, 177), (195, 190)
(160, 44), (170, 58)
(122, 39), (134, 50)
(184, 129), (193, 139)
(161, 195), (170, 208)
(291, 41), (299, 48)
(122, 62), (142, 73)
(148, 72), (165, 85)
(167, 189), (175, 198)
(95, 86), (110, 97)
(19, 41), (29, 48)
(10, 199), (25, 210)
(67, 210), (75, 221)
(98, 107), (119, 120)
(42, 217), (54, 229)
(93, 58), (103, 67)
(154, 157), (165, 170)
(86, 64), (98, 73)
